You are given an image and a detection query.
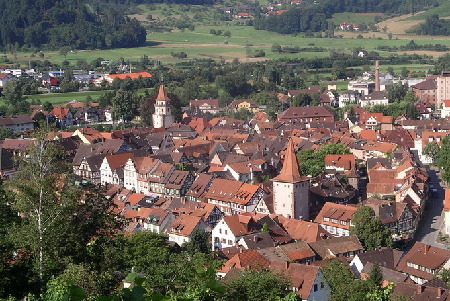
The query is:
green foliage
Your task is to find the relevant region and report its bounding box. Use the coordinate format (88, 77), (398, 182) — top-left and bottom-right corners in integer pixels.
(297, 143), (350, 177)
(0, 0), (146, 50)
(322, 258), (370, 301)
(111, 90), (142, 122)
(423, 141), (440, 162)
(414, 15), (450, 36)
(350, 206), (392, 250)
(386, 82), (408, 103)
(368, 262), (382, 288)
(437, 136), (450, 183)
(184, 229), (210, 255)
(221, 269), (292, 301)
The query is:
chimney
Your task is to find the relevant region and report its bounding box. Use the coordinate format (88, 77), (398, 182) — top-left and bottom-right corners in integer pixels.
(437, 287), (443, 297)
(375, 60), (380, 92)
(417, 285), (424, 294)
(424, 244), (430, 254)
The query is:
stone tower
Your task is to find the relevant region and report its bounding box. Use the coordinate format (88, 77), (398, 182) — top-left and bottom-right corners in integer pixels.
(152, 85), (175, 129)
(272, 138), (310, 220)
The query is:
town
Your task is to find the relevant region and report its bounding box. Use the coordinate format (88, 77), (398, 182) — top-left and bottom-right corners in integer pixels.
(1, 56), (450, 300)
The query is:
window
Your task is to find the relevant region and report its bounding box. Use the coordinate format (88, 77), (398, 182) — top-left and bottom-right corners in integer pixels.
(313, 284), (318, 292)
(320, 282), (324, 289)
(228, 240), (232, 245)
(219, 229), (222, 234)
(225, 230), (228, 235)
(323, 217), (329, 222)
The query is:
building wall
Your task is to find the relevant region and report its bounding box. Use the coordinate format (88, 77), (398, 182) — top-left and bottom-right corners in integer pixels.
(211, 219), (238, 251)
(437, 75), (450, 109)
(307, 270), (331, 301)
(273, 180), (309, 220)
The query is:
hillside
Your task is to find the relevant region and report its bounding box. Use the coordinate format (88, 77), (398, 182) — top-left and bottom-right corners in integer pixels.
(0, 0), (146, 50)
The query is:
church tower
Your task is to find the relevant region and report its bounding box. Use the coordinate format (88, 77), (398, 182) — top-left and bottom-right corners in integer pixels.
(152, 85), (175, 129)
(272, 139), (309, 220)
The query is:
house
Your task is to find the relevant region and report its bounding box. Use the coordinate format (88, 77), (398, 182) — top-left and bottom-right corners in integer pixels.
(189, 99), (219, 115)
(359, 91), (389, 108)
(276, 216), (331, 242)
(338, 90), (359, 108)
(167, 214), (207, 246)
(142, 207), (172, 234)
(146, 162), (175, 194)
(185, 173), (214, 202)
(223, 160), (264, 183)
(277, 106), (334, 125)
(51, 107), (73, 127)
(359, 112), (393, 130)
(169, 199), (223, 228)
(313, 202), (357, 237)
(72, 127), (105, 144)
(392, 283), (450, 301)
(397, 241), (450, 284)
(203, 179), (265, 215)
(212, 214), (260, 250)
(228, 99), (260, 113)
(350, 248), (403, 278)
(217, 249), (270, 277)
(348, 81), (375, 96)
(362, 198), (417, 240)
(163, 170), (194, 196)
(442, 100), (450, 119)
(324, 154), (355, 175)
(100, 152), (133, 186)
(75, 154), (105, 184)
(0, 73), (14, 88)
(102, 72), (152, 84)
(167, 124), (197, 140)
(270, 262), (331, 301)
(0, 115), (35, 132)
(308, 235), (363, 259)
(411, 78), (436, 103)
(444, 189), (450, 235)
(0, 148), (17, 179)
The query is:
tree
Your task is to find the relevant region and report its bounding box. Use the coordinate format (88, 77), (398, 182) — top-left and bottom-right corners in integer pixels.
(423, 141), (440, 162)
(386, 82), (408, 103)
(297, 143), (350, 177)
(1, 78), (24, 106)
(111, 90), (141, 122)
(222, 269), (292, 301)
(350, 206), (392, 250)
(42, 101), (54, 112)
(322, 258), (370, 301)
(368, 262), (383, 288)
(59, 46), (71, 60)
(437, 136), (450, 183)
(185, 229), (210, 254)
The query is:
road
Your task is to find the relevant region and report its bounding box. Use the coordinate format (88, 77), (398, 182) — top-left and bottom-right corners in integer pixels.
(415, 168), (446, 248)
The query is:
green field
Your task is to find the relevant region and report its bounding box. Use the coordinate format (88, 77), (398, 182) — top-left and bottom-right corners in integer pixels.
(26, 90), (108, 105)
(22, 25), (450, 66)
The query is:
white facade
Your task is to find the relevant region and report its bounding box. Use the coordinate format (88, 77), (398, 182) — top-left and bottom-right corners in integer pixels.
(100, 158), (122, 185)
(338, 92), (359, 108)
(152, 98), (174, 129)
(211, 217), (240, 251)
(303, 270), (330, 301)
(273, 180), (309, 220)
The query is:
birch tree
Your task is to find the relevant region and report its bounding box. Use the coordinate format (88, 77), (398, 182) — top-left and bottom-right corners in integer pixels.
(10, 128), (73, 289)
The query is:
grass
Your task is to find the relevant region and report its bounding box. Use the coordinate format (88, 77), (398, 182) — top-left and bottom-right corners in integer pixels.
(6, 22), (450, 69)
(24, 88), (153, 105)
(25, 90), (108, 105)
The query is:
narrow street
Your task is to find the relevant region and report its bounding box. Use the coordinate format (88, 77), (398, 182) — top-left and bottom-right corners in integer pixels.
(415, 168), (446, 248)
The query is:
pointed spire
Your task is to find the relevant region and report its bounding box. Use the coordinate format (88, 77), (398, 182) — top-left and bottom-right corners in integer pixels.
(273, 138), (303, 183)
(156, 85), (169, 101)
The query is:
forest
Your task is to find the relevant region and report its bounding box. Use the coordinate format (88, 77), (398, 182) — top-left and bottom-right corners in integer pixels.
(0, 0), (146, 50)
(254, 0), (439, 34)
(413, 14), (450, 36)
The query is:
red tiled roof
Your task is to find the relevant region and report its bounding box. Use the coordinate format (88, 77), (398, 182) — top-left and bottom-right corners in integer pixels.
(107, 72), (152, 80)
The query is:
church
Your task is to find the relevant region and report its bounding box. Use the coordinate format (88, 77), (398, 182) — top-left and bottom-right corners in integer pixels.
(152, 85), (175, 129)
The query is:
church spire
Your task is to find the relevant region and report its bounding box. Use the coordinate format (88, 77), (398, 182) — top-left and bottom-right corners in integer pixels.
(273, 138), (303, 183)
(156, 84), (169, 101)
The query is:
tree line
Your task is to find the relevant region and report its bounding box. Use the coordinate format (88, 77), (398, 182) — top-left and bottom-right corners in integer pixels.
(413, 14), (450, 36)
(0, 0), (146, 50)
(254, 0), (437, 34)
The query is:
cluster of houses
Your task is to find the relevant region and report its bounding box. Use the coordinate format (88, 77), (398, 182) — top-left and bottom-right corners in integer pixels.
(0, 67), (152, 90)
(1, 82), (450, 299)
